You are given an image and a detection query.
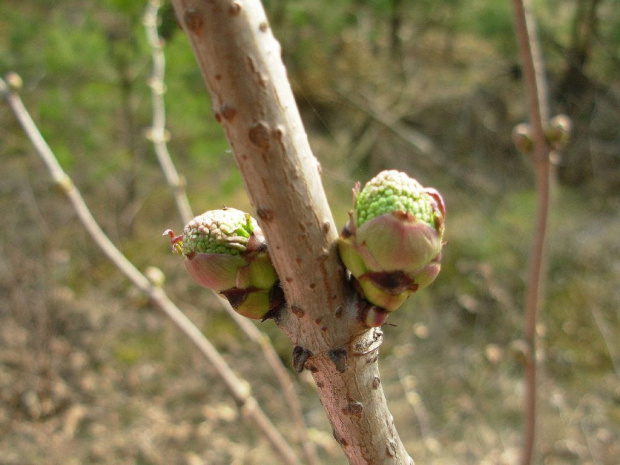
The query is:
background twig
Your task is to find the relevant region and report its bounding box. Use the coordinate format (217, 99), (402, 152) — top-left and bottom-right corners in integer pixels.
(1, 75), (301, 465)
(142, 0), (193, 225)
(511, 1), (553, 464)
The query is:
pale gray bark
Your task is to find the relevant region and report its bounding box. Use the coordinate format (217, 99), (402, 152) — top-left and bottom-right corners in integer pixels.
(169, 1), (414, 463)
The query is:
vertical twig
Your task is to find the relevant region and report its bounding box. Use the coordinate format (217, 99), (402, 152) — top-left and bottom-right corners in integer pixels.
(143, 0), (194, 225)
(1, 75), (301, 465)
(142, 4), (319, 463)
(511, 1), (552, 464)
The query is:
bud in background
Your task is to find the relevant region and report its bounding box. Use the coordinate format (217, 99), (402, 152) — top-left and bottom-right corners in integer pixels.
(512, 114), (572, 157)
(546, 114), (572, 151)
(338, 170), (446, 320)
(512, 123), (534, 155)
(164, 207), (283, 320)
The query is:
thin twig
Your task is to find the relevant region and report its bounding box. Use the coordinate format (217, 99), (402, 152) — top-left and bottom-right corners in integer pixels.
(511, 1), (552, 465)
(142, 0), (194, 225)
(1, 75), (301, 465)
(142, 4), (318, 462)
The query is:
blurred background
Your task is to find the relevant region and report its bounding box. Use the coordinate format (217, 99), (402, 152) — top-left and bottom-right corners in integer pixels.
(1, 0), (618, 463)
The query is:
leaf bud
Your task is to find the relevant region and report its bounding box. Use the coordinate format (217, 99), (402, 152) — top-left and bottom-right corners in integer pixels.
(338, 170), (446, 314)
(512, 123), (534, 154)
(545, 114), (572, 151)
(165, 207), (282, 319)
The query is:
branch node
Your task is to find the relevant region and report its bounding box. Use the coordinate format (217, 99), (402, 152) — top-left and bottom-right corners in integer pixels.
(229, 2), (242, 15)
(4, 72), (23, 92)
(333, 429), (349, 447)
(55, 174), (75, 193)
(183, 9), (204, 35)
(292, 345), (312, 373)
(327, 347), (348, 373)
(290, 305), (305, 318)
(249, 122), (271, 150)
(386, 439), (398, 457)
(346, 400), (364, 417)
(351, 327), (383, 356)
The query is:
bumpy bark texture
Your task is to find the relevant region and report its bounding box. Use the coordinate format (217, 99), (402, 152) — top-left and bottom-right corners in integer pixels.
(170, 0), (414, 463)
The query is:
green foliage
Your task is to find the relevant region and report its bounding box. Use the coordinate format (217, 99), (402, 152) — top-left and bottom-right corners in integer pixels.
(103, 0), (146, 17)
(459, 0), (516, 54)
(113, 332), (164, 366)
(0, 0), (236, 207)
(46, 17), (106, 75)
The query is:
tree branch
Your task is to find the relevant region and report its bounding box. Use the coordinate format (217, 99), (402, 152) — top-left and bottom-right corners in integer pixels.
(169, 0), (413, 463)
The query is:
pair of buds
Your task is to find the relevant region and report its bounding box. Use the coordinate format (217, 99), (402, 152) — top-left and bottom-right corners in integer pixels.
(512, 114), (572, 154)
(166, 171), (446, 326)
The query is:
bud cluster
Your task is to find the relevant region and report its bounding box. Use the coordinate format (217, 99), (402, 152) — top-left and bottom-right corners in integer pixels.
(164, 207), (283, 320)
(338, 170), (446, 324)
(512, 114), (572, 155)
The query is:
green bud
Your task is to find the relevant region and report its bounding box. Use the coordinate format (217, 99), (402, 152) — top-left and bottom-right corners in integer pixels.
(5, 72), (23, 91)
(512, 123), (534, 154)
(181, 207), (257, 257)
(164, 207), (282, 320)
(338, 170), (445, 314)
(546, 114), (572, 151)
